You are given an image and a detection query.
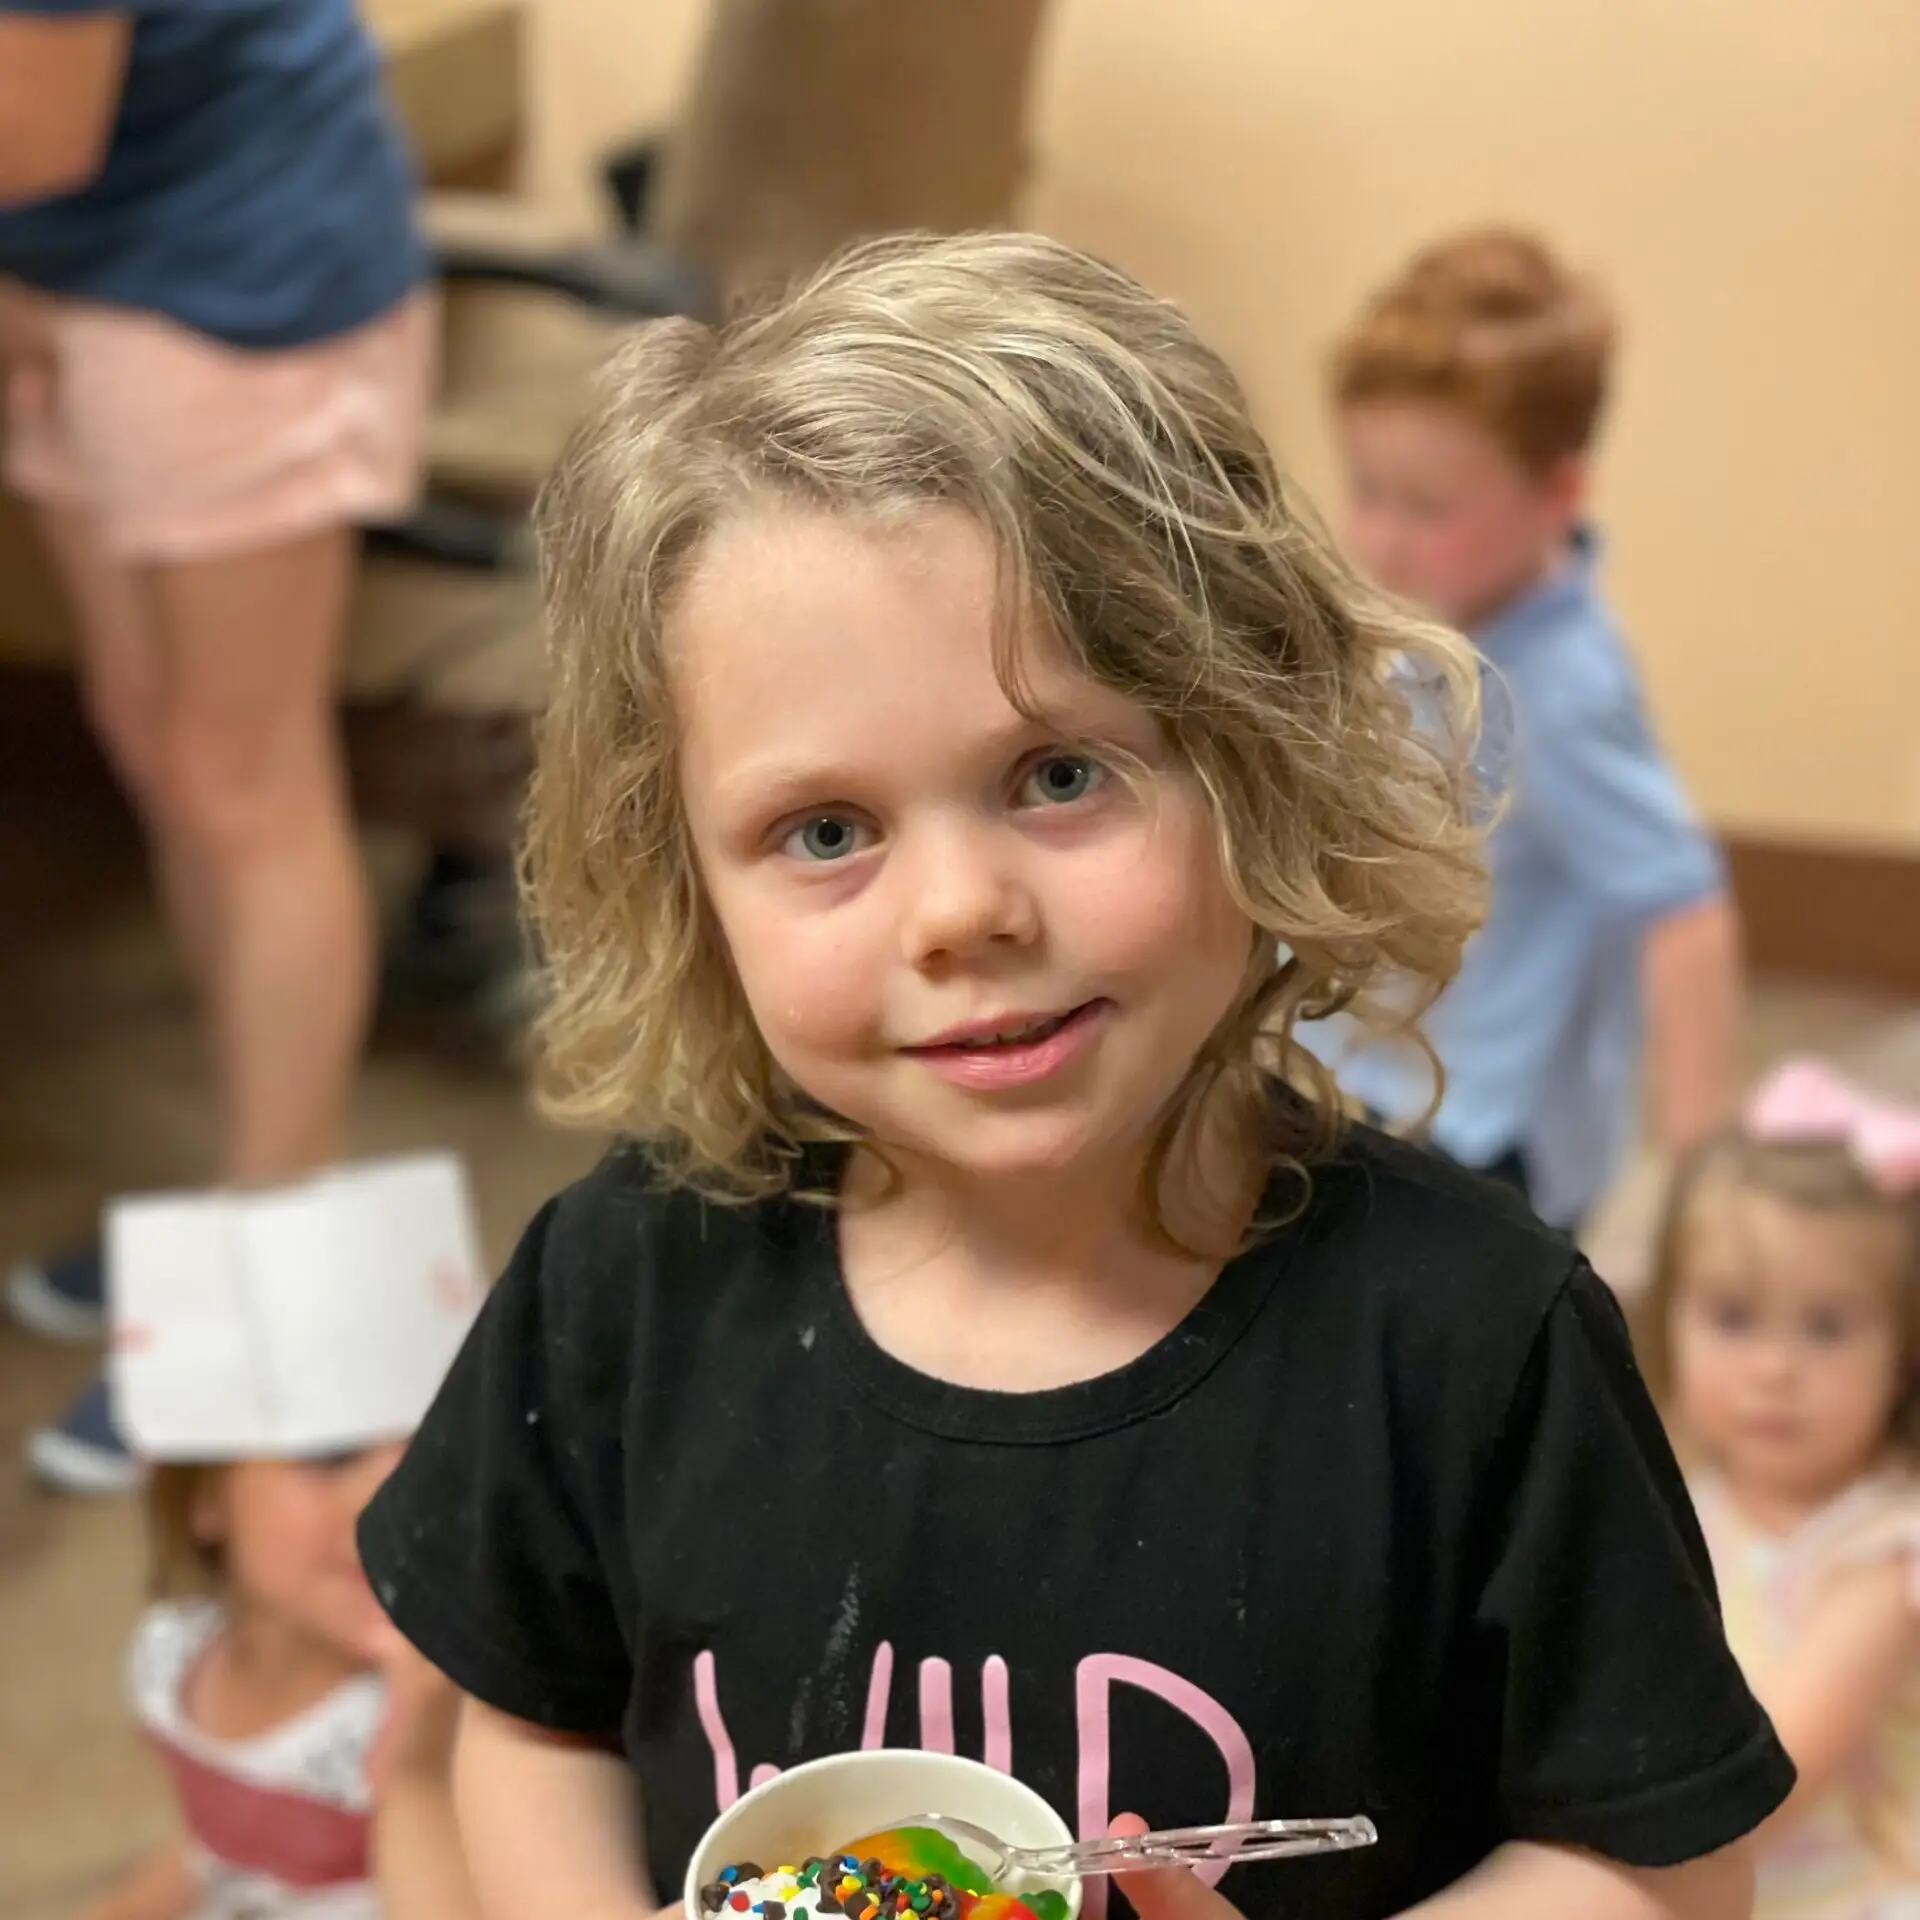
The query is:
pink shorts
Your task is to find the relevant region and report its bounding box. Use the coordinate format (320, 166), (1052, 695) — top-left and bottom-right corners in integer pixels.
(2, 289), (436, 561)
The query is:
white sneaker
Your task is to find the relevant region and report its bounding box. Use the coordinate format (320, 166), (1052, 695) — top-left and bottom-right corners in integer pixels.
(7, 1245), (107, 1345)
(26, 1377), (143, 1496)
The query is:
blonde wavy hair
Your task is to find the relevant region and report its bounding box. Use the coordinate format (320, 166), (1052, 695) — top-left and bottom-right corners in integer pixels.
(1636, 1134), (1920, 1458)
(526, 230), (1488, 1211)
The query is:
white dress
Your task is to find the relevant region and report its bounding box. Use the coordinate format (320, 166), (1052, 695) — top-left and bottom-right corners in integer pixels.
(128, 1599), (383, 1920)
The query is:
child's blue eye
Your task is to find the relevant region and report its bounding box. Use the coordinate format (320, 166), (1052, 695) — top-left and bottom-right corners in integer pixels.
(1707, 1300), (1756, 1336)
(1022, 755), (1105, 806)
(782, 816), (870, 862)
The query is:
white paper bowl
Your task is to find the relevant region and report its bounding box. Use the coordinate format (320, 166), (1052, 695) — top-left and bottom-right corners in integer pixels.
(684, 1749), (1080, 1920)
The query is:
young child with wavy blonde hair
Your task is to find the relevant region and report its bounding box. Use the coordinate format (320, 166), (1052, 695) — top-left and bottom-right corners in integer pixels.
(363, 232), (1788, 1920)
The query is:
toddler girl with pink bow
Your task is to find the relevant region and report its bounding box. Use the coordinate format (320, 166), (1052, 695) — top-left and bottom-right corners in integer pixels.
(1637, 1060), (1920, 1918)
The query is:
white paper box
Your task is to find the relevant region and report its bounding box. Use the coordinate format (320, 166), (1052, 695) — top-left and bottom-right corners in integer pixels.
(109, 1154), (484, 1460)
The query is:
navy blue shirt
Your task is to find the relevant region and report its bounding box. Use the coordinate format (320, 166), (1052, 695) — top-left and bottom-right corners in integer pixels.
(1329, 533), (1725, 1228)
(0, 0), (428, 348)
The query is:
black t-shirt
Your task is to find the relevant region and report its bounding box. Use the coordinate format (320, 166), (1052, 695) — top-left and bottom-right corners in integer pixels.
(359, 1128), (1791, 1919)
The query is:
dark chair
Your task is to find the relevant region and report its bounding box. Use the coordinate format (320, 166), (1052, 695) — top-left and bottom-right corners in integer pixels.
(348, 190), (715, 1034)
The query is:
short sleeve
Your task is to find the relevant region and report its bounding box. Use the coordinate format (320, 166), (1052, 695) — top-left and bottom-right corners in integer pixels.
(1474, 1266), (1794, 1866)
(1520, 670), (1725, 921)
(126, 1599), (220, 1732)
(358, 1196), (632, 1734)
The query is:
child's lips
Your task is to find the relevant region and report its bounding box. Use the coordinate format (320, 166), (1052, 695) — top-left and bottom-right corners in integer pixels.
(904, 1000), (1111, 1090)
(908, 1003), (1094, 1052)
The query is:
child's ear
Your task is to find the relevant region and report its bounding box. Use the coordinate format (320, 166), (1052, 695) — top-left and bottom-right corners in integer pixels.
(1542, 454), (1589, 530)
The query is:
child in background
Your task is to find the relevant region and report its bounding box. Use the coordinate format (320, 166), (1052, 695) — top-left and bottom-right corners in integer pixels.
(1325, 229), (1742, 1234)
(362, 232), (1787, 1920)
(1637, 1059), (1920, 1920)
(84, 1157), (484, 1920)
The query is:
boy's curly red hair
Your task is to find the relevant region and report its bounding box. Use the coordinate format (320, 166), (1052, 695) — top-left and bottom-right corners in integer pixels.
(1332, 228), (1616, 474)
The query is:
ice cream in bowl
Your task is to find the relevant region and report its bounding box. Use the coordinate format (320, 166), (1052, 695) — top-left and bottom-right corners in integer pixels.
(683, 1751), (1081, 1920)
(685, 1750), (1377, 1920)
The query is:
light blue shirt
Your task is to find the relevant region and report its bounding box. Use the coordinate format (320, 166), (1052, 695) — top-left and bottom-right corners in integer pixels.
(1328, 533), (1724, 1227)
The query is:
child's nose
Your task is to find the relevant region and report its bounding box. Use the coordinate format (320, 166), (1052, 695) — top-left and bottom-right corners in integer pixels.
(898, 822), (1039, 964)
(1748, 1331), (1802, 1382)
(1346, 507), (1400, 583)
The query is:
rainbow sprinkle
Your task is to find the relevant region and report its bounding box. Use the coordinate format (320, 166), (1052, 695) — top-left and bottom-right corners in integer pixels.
(700, 1828), (1068, 1920)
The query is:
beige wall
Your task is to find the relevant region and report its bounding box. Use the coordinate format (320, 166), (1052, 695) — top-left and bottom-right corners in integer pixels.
(522, 0), (709, 222)
(529, 0), (1920, 849)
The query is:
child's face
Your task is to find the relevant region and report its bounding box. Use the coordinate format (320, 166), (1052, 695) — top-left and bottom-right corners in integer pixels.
(199, 1444), (402, 1661)
(674, 506), (1256, 1190)
(1337, 401), (1582, 631)
(1671, 1190), (1909, 1510)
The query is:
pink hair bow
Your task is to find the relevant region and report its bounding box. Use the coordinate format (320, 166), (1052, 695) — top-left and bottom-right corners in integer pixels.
(1744, 1058), (1920, 1194)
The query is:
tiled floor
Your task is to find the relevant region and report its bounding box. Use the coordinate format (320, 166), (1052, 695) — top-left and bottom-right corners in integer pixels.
(1, 794), (1916, 1916)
